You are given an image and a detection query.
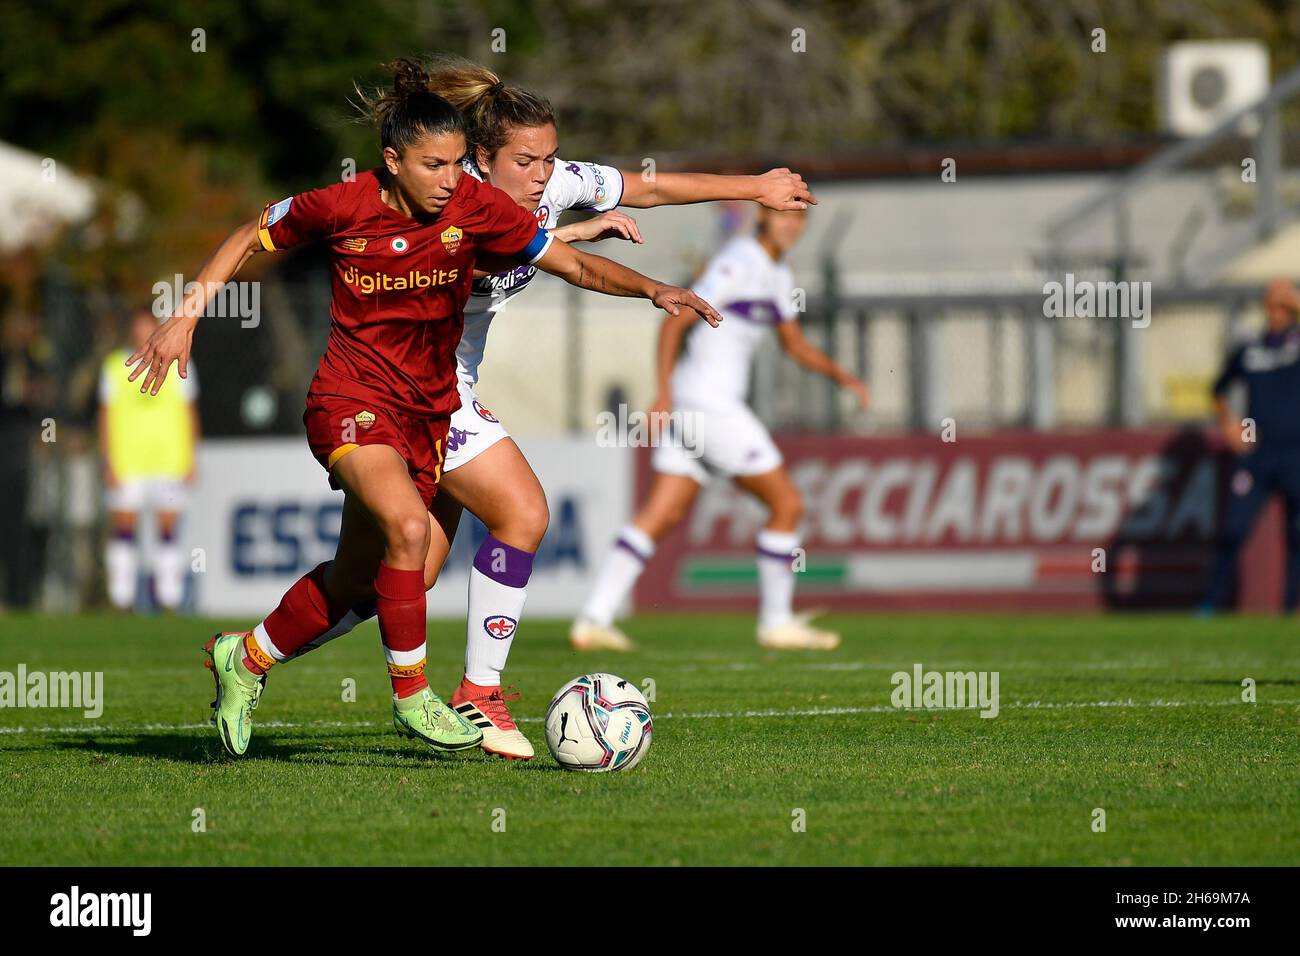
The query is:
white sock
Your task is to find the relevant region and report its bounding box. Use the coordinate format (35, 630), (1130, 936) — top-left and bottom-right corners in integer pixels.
(465, 536), (534, 687)
(250, 621), (287, 663)
(756, 528), (800, 630)
(581, 525), (654, 627)
(153, 540), (185, 610)
(106, 536), (137, 609)
(465, 569), (526, 686)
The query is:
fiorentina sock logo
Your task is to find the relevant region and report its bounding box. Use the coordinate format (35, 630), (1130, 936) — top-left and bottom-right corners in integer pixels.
(483, 615), (518, 640)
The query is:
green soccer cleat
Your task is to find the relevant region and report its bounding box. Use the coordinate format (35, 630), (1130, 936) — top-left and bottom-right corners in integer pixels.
(392, 686), (484, 753)
(203, 634), (266, 717)
(203, 632), (265, 757)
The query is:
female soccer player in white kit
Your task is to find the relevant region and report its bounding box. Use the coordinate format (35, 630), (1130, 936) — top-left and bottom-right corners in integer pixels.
(573, 206), (870, 651)
(284, 57), (817, 758)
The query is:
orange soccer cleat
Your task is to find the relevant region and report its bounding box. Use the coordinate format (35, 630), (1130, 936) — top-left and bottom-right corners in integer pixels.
(450, 677), (535, 760)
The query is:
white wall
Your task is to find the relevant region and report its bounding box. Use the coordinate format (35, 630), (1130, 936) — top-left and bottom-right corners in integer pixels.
(187, 436), (631, 618)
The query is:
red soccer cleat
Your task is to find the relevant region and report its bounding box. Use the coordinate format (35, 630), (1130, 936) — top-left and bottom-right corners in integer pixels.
(450, 677), (534, 760)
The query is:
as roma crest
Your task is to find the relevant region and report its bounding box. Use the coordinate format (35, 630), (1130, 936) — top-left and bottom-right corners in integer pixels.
(440, 226), (463, 254)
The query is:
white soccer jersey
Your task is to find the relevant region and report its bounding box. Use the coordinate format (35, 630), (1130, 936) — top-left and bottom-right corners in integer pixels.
(671, 235), (797, 408)
(456, 156), (624, 385)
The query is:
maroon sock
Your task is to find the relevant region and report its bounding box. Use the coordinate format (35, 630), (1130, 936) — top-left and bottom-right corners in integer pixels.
(254, 562), (349, 669)
(375, 563), (428, 698)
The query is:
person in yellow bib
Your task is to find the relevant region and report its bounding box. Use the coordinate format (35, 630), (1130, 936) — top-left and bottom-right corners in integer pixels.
(98, 309), (200, 611)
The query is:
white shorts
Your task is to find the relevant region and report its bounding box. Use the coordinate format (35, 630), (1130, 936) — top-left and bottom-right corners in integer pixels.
(651, 401), (783, 484)
(106, 478), (188, 513)
(444, 379), (511, 473)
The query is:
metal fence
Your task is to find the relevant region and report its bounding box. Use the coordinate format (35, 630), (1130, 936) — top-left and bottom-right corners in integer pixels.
(1043, 64), (1300, 285)
(759, 283), (1268, 434)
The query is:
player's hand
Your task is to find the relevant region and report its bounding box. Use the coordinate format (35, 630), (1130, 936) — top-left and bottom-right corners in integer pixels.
(126, 316), (195, 396)
(102, 464), (118, 489)
(650, 286), (723, 327)
(564, 211), (643, 244)
(647, 394), (672, 418)
(754, 168), (816, 210)
(1222, 420), (1251, 456)
(844, 377), (870, 410)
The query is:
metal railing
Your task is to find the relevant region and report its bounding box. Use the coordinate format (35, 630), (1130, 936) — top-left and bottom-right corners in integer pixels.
(779, 284), (1267, 433)
(1041, 64), (1300, 284)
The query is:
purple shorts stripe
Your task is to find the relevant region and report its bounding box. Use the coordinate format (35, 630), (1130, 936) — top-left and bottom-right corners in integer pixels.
(472, 535), (535, 588)
(756, 546), (794, 562)
(615, 537), (650, 564)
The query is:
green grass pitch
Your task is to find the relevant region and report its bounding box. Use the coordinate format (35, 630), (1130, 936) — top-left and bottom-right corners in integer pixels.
(1, 612), (1298, 866)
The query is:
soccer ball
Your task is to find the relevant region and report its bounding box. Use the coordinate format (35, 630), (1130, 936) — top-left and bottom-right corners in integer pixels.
(544, 673), (653, 772)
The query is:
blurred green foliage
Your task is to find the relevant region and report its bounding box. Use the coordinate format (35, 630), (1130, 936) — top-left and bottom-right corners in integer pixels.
(2, 0), (1299, 291)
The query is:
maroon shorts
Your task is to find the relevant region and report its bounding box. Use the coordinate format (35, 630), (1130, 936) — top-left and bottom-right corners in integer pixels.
(303, 393), (449, 508)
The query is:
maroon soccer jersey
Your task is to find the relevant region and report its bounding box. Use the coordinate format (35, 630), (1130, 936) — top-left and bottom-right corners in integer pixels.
(257, 168), (552, 419)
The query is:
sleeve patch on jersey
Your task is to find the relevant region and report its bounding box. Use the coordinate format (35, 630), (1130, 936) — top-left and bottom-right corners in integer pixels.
(266, 197), (293, 226)
(610, 168), (626, 208)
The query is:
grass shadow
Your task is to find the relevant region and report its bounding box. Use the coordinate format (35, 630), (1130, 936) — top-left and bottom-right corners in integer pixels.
(43, 732), (497, 770)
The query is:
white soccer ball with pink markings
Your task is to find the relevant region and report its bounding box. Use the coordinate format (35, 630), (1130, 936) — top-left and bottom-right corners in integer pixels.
(544, 673), (653, 772)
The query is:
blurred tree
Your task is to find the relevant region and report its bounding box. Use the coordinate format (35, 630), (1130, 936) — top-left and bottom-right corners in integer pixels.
(1, 0), (1298, 297)
(435, 0), (1300, 154)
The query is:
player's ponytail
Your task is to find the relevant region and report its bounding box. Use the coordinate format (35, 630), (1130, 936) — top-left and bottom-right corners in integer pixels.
(422, 54), (556, 160)
(353, 57), (466, 154)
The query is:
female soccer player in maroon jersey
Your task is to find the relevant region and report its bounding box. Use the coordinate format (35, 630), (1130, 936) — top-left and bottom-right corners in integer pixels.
(126, 59), (721, 758)
(279, 56), (818, 760)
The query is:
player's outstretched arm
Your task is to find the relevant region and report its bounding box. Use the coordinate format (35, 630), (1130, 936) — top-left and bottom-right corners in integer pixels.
(618, 167), (816, 211)
(650, 307), (701, 415)
(126, 219), (264, 396)
(533, 238), (723, 327)
(776, 320), (870, 409)
(552, 210), (643, 245)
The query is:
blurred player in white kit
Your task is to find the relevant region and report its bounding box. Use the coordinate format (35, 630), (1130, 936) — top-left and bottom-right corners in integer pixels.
(574, 207), (870, 650)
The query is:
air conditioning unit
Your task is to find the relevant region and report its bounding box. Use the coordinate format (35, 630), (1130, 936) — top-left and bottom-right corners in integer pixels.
(1158, 41), (1270, 138)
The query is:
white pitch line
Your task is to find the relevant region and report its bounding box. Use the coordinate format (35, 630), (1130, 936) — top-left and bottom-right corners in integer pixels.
(1, 697), (1297, 737)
